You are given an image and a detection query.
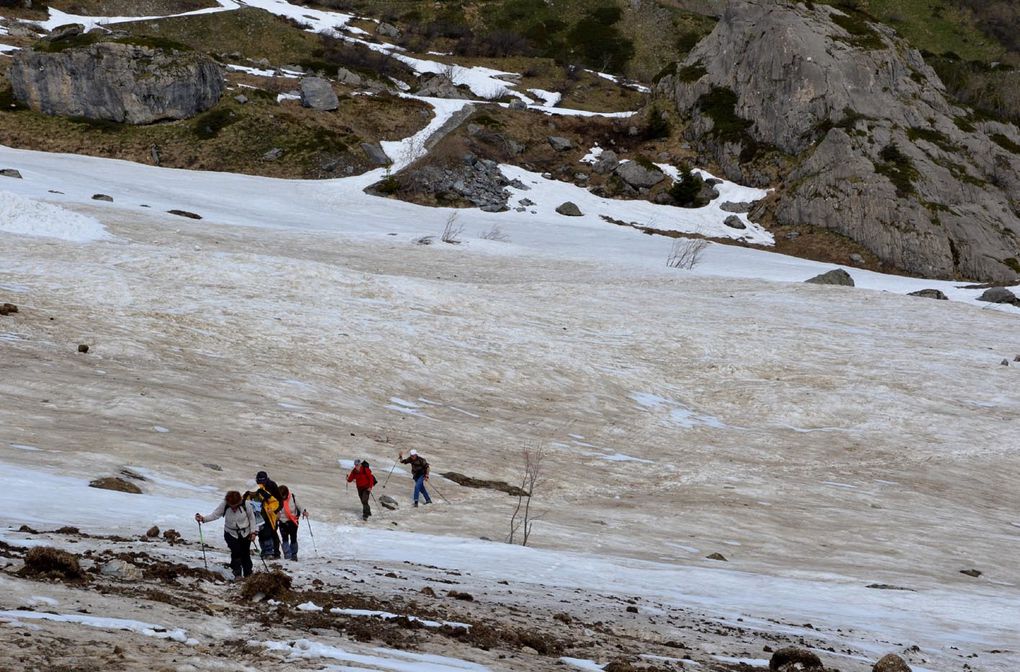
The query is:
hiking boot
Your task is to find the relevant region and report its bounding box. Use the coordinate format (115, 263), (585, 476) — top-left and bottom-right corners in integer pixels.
(362, 514), (369, 521)
(413, 501), (419, 508)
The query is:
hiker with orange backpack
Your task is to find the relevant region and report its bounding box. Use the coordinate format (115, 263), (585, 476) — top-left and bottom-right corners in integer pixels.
(277, 484), (307, 561)
(346, 459), (377, 521)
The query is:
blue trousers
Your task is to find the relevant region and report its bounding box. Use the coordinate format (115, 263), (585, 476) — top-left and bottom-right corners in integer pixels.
(413, 475), (432, 504)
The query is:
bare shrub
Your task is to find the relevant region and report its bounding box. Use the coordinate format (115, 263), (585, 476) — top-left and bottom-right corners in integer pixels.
(241, 569), (292, 601)
(413, 235), (435, 246)
(480, 225), (510, 242)
(507, 444), (545, 547)
(19, 546), (88, 582)
(667, 236), (709, 270)
(441, 212), (464, 244)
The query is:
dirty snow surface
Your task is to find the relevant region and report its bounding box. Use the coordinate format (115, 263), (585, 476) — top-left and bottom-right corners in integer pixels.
(0, 6), (1018, 662)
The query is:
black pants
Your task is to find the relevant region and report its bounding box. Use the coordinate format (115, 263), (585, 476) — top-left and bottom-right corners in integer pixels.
(224, 532), (253, 578)
(358, 488), (372, 518)
(279, 520), (298, 559)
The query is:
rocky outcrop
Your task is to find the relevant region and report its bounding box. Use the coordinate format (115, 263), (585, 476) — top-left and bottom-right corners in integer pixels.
(615, 160), (666, 189)
(656, 0), (1020, 282)
(805, 268), (854, 286)
(556, 202), (583, 216)
(10, 40), (224, 124)
(394, 155), (515, 212)
(416, 73), (471, 99)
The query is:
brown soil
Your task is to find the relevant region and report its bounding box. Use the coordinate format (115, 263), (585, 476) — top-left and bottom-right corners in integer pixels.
(89, 477), (143, 494)
(441, 472), (528, 497)
(19, 546), (89, 583)
(241, 569), (293, 600)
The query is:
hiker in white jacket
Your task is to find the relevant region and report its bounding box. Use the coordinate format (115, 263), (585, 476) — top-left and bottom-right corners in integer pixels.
(196, 490), (257, 579)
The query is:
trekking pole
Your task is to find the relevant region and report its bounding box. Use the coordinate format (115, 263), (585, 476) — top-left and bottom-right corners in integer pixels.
(370, 491), (386, 519)
(382, 459), (398, 488)
(253, 539), (270, 572)
(428, 481), (451, 504)
(197, 521), (209, 570)
(305, 516), (319, 555)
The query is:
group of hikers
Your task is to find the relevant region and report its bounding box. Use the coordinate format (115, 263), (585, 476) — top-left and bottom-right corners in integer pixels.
(195, 450), (433, 580)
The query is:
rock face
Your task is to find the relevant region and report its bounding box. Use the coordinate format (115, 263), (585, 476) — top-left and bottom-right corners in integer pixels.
(805, 268), (855, 286)
(300, 77), (338, 111)
(656, 0), (1020, 282)
(10, 41), (224, 124)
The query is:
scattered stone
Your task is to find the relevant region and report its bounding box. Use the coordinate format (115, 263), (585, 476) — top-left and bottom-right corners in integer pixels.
(555, 201), (583, 217)
(849, 253), (866, 265)
(379, 494), (399, 510)
(77, 344), (90, 353)
(203, 463), (222, 471)
(18, 525), (38, 534)
(574, 172), (588, 183)
(145, 526), (160, 538)
(19, 546), (88, 583)
(1000, 359), (1009, 366)
(92, 194), (113, 202)
(614, 160), (666, 189)
(336, 67), (363, 87)
(300, 76), (339, 111)
(376, 21), (401, 38)
(55, 526), (79, 535)
(100, 559), (142, 580)
(805, 268), (855, 287)
(233, 94), (248, 104)
(162, 529), (182, 543)
(360, 142), (391, 167)
(706, 552), (727, 561)
(1015, 355), (1020, 362)
(625, 605), (638, 613)
(519, 198), (535, 207)
(11, 41), (224, 124)
(604, 661), (638, 672)
(723, 215), (746, 230)
(592, 150), (619, 174)
(547, 136), (573, 151)
(908, 289), (948, 300)
(447, 590), (474, 601)
(262, 147), (284, 161)
(785, 231), (800, 240)
(866, 583), (914, 591)
(508, 98), (527, 111)
(553, 612), (572, 624)
(88, 476), (142, 494)
(0, 169), (22, 179)
(720, 201), (753, 213)
(977, 287), (1019, 305)
(873, 653), (912, 672)
(521, 646), (539, 656)
(960, 568), (982, 578)
(0, 303), (18, 316)
(167, 209), (202, 219)
(769, 646), (824, 671)
(420, 586), (436, 597)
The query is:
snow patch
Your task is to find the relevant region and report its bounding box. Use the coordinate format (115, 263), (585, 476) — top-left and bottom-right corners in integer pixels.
(0, 611), (192, 643)
(0, 191), (110, 242)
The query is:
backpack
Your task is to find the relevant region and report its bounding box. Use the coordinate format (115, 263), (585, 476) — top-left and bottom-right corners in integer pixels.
(247, 499), (265, 530)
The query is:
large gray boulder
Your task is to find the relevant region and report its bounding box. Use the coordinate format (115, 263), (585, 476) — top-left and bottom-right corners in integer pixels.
(656, 0), (1020, 283)
(805, 268), (855, 286)
(300, 77), (338, 111)
(977, 287), (1019, 305)
(615, 160), (666, 189)
(10, 41), (223, 124)
(417, 74), (471, 100)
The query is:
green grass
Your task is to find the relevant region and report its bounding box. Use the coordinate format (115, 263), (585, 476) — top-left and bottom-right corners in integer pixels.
(991, 133), (1020, 154)
(864, 0), (1003, 61)
(874, 143), (919, 196)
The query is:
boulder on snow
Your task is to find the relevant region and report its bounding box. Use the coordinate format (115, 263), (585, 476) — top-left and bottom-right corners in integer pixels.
(508, 98), (528, 111)
(77, 343), (90, 353)
(769, 646), (824, 671)
(101, 559), (142, 580)
(416, 74), (471, 99)
(908, 288), (948, 300)
(720, 200), (753, 213)
(0, 303), (18, 316)
(376, 21), (401, 39)
(361, 141), (391, 166)
(0, 169), (22, 179)
(705, 552), (727, 561)
(873, 653), (912, 672)
(556, 202), (583, 217)
(167, 209), (202, 219)
(977, 287), (1019, 305)
(300, 77), (339, 111)
(960, 568), (982, 577)
(615, 160), (666, 189)
(805, 268), (855, 287)
(92, 194), (113, 202)
(723, 215), (746, 230)
(379, 495), (399, 510)
(89, 476), (142, 494)
(145, 525), (160, 538)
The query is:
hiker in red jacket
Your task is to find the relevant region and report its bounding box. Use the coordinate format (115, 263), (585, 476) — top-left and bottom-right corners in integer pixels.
(346, 459), (376, 521)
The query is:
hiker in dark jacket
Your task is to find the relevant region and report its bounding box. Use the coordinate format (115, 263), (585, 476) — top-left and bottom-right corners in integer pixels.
(399, 449), (432, 507)
(346, 459), (376, 520)
(196, 490), (257, 579)
(254, 471), (283, 559)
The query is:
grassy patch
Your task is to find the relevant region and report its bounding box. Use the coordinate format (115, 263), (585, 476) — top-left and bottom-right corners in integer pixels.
(829, 8), (886, 50)
(874, 143), (919, 196)
(1004, 257), (1020, 273)
(191, 108), (239, 140)
(907, 126), (958, 152)
(676, 63), (707, 83)
(696, 86), (752, 144)
(991, 133), (1020, 154)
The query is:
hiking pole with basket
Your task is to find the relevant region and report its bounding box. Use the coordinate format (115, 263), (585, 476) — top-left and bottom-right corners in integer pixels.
(382, 458), (398, 488)
(197, 520), (209, 571)
(305, 515), (319, 556)
(253, 539), (270, 572)
(427, 480), (451, 504)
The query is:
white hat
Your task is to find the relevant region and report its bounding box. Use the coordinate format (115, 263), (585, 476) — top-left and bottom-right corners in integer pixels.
(409, 449), (418, 456)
